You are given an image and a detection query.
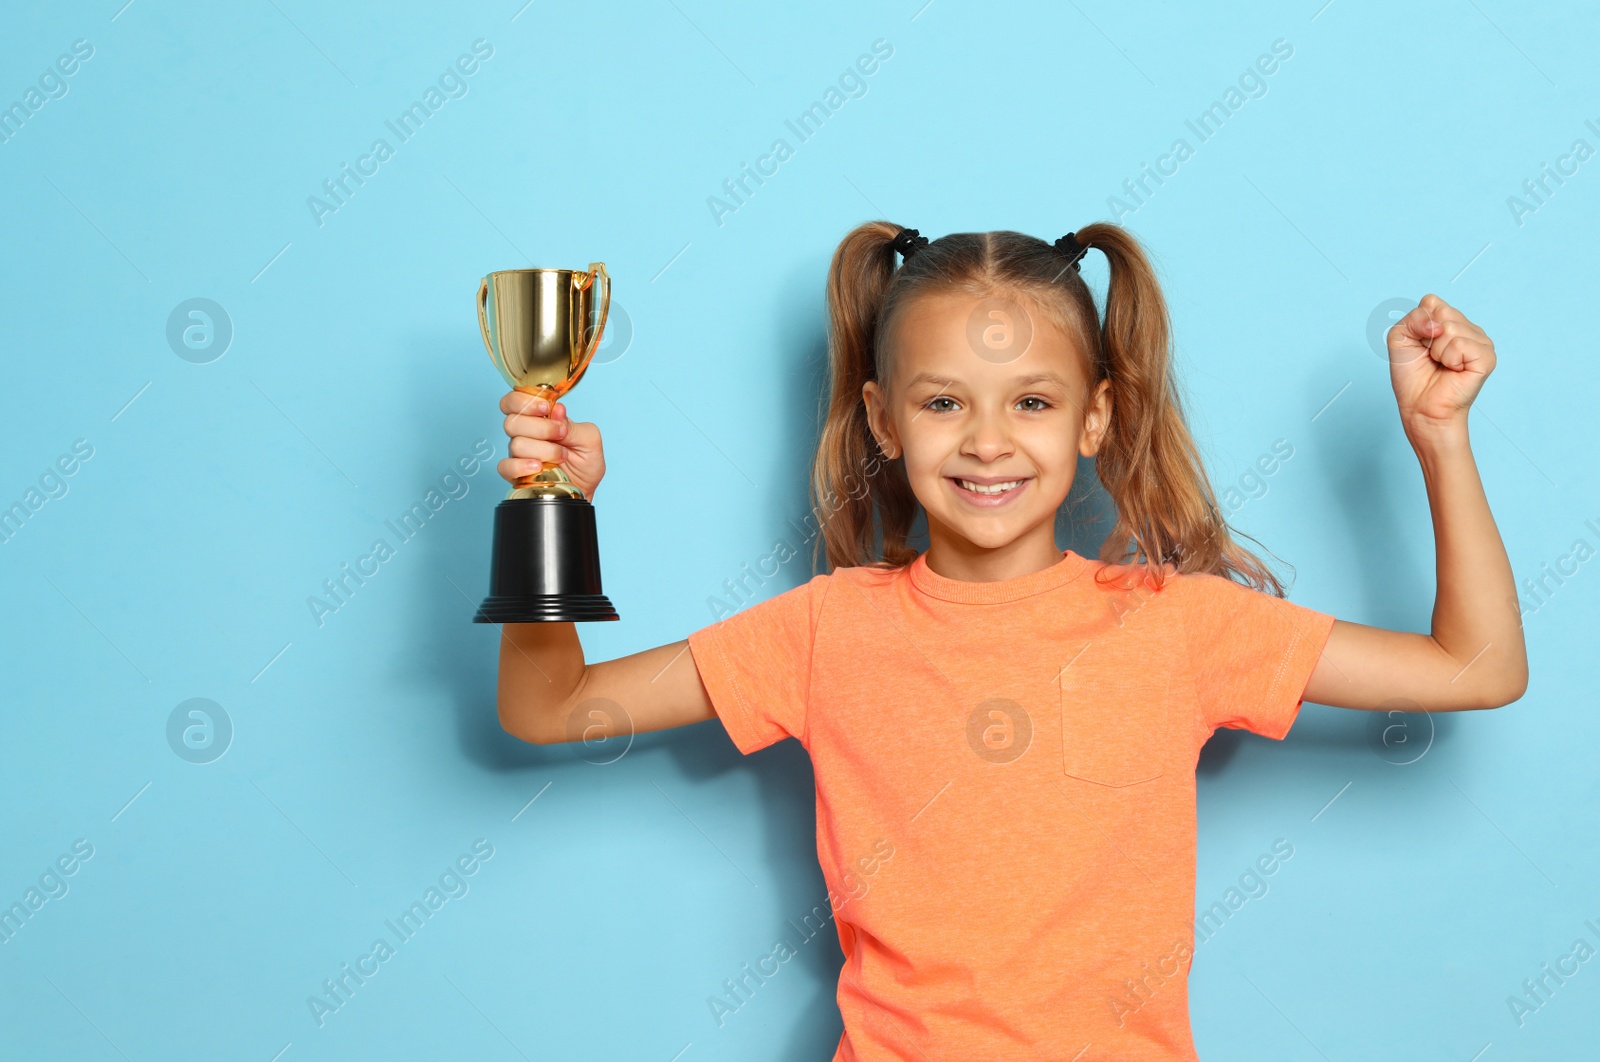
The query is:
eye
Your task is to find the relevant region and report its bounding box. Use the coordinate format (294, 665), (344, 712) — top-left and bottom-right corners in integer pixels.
(1017, 395), (1052, 412)
(923, 395), (959, 413)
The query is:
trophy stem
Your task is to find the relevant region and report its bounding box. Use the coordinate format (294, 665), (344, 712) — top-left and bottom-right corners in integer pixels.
(507, 382), (584, 499)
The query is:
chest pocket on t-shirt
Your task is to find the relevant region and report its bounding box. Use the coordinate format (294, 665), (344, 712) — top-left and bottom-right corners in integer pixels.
(1058, 652), (1172, 788)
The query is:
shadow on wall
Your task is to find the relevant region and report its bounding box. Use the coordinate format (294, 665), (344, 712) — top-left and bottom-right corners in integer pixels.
(1313, 376), (1431, 633)
(382, 327), (528, 775)
(1199, 366), (1459, 775)
(702, 251), (861, 1058)
(1058, 451), (1120, 561)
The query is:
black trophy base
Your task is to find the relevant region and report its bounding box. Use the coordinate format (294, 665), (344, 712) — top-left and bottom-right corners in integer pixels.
(474, 495), (619, 624)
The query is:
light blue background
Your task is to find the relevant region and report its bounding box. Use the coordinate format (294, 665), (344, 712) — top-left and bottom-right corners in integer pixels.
(1, 1), (1596, 1058)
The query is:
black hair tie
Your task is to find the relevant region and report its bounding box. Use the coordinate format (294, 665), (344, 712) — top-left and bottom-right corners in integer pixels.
(1054, 231), (1088, 273)
(891, 227), (929, 260)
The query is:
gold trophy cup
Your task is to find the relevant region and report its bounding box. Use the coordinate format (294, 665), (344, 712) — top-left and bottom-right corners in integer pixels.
(473, 264), (620, 623)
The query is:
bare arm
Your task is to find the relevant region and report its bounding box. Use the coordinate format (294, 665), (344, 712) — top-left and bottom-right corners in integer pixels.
(1303, 295), (1528, 713)
(490, 387), (716, 744)
(497, 627), (714, 744)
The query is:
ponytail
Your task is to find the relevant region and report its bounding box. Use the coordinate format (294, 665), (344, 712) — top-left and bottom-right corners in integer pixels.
(1071, 222), (1286, 595)
(810, 221), (918, 572)
(811, 221), (1288, 596)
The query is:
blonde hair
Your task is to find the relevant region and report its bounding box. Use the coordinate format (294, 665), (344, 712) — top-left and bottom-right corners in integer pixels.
(808, 220), (1287, 596)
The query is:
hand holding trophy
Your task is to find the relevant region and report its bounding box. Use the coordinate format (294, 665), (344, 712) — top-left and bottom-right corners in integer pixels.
(494, 391), (604, 504)
(473, 264), (620, 623)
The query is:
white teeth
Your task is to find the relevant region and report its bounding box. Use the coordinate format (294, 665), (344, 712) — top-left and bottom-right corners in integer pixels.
(956, 478), (1022, 495)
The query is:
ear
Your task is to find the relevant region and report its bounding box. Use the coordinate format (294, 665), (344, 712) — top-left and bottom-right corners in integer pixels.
(861, 380), (899, 459)
(1079, 379), (1113, 458)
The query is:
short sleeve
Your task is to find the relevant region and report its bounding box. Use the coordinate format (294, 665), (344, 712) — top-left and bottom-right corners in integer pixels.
(1176, 571), (1336, 741)
(686, 573), (830, 755)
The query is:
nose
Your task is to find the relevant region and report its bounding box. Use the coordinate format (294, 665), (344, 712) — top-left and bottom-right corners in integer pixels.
(960, 403), (1014, 462)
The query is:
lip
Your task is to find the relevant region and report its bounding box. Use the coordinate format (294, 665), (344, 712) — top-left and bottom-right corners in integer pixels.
(946, 475), (1030, 507)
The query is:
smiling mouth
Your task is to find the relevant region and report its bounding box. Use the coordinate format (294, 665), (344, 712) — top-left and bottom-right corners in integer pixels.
(954, 478), (1024, 494)
(947, 476), (1030, 503)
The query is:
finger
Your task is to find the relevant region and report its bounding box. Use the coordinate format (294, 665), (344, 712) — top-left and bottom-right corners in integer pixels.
(1433, 333), (1466, 371)
(1444, 334), (1491, 374)
(1433, 321), (1487, 368)
(508, 436), (569, 463)
(1394, 304), (1442, 345)
(1418, 293), (1473, 329)
(1432, 328), (1481, 372)
(503, 411), (570, 441)
(499, 390), (552, 417)
(498, 456), (560, 482)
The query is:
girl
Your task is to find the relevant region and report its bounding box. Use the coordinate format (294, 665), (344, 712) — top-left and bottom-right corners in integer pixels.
(491, 222), (1527, 1060)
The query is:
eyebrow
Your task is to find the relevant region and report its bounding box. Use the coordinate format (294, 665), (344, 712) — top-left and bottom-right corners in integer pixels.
(904, 371), (1073, 389)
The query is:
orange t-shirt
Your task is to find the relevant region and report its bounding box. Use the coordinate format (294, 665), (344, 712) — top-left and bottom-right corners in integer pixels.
(686, 548), (1335, 1061)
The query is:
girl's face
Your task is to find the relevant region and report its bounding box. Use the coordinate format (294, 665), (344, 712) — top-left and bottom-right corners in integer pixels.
(862, 289), (1112, 566)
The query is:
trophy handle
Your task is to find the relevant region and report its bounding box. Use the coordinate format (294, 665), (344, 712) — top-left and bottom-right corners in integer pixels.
(568, 261), (610, 390)
(477, 276), (502, 378)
